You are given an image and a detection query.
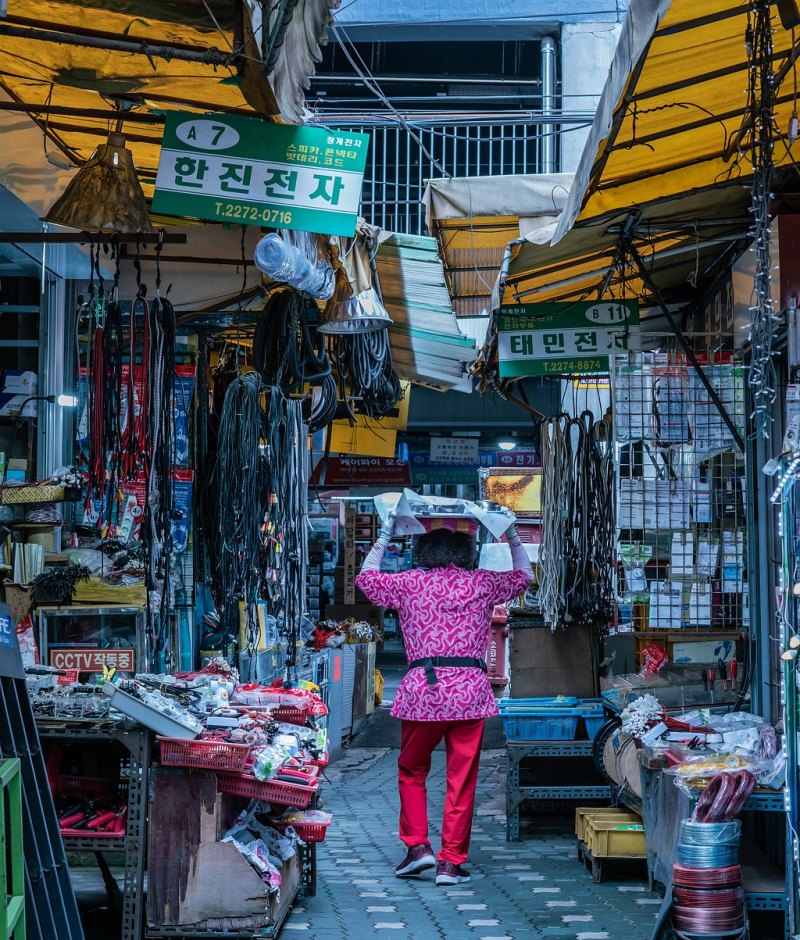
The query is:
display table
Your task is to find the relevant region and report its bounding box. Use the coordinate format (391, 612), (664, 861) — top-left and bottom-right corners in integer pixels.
(637, 749), (789, 932)
(36, 715), (151, 940)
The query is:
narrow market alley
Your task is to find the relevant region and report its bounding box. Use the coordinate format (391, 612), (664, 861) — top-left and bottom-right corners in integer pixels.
(285, 745), (661, 940)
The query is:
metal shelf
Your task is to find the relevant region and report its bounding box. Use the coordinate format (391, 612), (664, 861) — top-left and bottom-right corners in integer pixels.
(62, 836), (127, 853)
(507, 740), (594, 758)
(743, 790), (785, 813)
(36, 719), (151, 940)
(506, 740), (610, 841)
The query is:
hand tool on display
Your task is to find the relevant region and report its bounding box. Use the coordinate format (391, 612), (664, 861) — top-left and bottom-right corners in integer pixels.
(701, 669), (708, 692)
(718, 659), (728, 691)
(708, 668), (716, 692)
(729, 659), (737, 690)
(58, 808), (85, 828)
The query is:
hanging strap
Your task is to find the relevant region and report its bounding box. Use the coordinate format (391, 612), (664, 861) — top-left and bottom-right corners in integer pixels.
(408, 656), (487, 687)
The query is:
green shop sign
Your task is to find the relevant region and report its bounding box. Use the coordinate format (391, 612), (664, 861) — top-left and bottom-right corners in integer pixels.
(497, 300), (640, 377)
(152, 112), (370, 237)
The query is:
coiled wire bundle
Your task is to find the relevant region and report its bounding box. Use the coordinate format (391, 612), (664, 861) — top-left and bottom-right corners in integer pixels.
(252, 289), (337, 432)
(538, 411), (614, 632)
(676, 843), (739, 869)
(671, 794), (747, 939)
(329, 328), (403, 420)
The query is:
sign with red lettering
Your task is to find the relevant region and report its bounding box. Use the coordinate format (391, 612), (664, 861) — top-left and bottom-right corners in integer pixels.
(50, 648), (135, 672)
(310, 456), (411, 487)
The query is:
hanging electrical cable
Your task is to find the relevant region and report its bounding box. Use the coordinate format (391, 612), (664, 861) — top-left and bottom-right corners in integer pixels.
(217, 371), (270, 645)
(329, 328), (403, 419)
(538, 411), (615, 632)
(144, 232), (177, 666)
(746, 0), (778, 438)
(252, 288), (338, 431)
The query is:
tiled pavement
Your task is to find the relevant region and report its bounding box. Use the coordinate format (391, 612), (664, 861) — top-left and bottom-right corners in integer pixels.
(286, 747), (661, 940)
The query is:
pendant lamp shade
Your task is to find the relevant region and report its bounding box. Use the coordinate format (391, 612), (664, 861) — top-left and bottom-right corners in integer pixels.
(317, 286), (392, 334)
(42, 131), (154, 234)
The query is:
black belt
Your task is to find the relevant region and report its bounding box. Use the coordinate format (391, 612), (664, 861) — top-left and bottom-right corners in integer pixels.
(408, 656), (488, 687)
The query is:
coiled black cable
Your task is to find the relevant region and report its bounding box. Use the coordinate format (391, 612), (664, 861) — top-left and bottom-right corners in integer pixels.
(329, 328), (403, 419)
(252, 289), (338, 431)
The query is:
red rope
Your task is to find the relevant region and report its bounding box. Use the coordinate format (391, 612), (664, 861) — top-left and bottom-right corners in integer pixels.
(86, 326), (105, 506)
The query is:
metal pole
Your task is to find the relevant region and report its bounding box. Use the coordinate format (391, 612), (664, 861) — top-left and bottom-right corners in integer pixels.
(781, 484), (799, 936)
(541, 36), (557, 173)
(0, 23), (239, 67)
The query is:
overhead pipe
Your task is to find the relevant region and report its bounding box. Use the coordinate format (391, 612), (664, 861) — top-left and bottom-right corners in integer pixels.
(541, 36), (557, 173)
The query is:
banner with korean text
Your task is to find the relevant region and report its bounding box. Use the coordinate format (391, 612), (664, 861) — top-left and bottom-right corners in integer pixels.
(497, 300), (640, 377)
(152, 112), (370, 237)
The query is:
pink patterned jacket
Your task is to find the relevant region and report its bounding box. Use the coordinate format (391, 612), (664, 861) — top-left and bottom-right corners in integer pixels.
(355, 565), (531, 721)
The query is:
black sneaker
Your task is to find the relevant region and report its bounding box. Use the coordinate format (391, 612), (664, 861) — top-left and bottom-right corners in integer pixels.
(395, 842), (436, 878)
(436, 860), (471, 885)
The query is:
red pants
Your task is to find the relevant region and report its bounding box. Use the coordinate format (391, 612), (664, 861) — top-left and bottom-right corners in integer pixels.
(398, 718), (485, 865)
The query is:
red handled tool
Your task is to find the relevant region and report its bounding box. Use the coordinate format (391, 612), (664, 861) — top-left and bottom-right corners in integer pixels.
(729, 660), (738, 690)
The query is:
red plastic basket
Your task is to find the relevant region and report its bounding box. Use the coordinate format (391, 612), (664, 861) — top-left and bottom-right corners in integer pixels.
(216, 771), (318, 808)
(268, 819), (331, 843)
(271, 705), (311, 725)
(158, 737), (251, 773)
(311, 754), (329, 769)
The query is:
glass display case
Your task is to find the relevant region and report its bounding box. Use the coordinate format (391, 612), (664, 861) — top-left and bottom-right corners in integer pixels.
(37, 605), (145, 674)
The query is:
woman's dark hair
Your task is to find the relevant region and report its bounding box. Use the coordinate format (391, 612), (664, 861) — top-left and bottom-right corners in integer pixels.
(415, 528), (476, 570)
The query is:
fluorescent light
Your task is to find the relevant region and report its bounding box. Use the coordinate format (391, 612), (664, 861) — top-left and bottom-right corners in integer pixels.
(56, 394), (78, 407)
(498, 441), (516, 451)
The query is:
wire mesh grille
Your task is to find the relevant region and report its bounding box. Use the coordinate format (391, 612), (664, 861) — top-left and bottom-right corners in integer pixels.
(326, 122), (549, 235)
(611, 349), (747, 667)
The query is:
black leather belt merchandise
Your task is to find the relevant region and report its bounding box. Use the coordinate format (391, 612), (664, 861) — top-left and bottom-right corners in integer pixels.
(408, 656), (488, 687)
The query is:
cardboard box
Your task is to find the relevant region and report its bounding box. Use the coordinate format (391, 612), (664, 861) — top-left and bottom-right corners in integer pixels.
(2, 371), (37, 393)
(0, 393), (37, 418)
(509, 621), (595, 698)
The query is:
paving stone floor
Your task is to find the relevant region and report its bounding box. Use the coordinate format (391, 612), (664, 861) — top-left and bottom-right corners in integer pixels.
(287, 747), (661, 940)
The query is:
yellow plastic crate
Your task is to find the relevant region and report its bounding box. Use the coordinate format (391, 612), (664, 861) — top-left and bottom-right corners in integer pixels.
(584, 819), (646, 859)
(575, 807), (640, 843)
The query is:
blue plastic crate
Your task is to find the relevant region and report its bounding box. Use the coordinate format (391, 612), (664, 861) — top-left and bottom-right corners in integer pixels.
(498, 696), (578, 709)
(576, 699), (605, 740)
(501, 709), (580, 741)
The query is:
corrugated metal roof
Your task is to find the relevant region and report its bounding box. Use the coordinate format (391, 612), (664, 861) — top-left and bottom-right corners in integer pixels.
(376, 232), (476, 393)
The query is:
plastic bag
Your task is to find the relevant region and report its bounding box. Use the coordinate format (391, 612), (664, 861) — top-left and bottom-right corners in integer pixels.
(638, 643), (668, 679)
(666, 754), (765, 797)
(254, 231), (335, 300)
(16, 614), (39, 667)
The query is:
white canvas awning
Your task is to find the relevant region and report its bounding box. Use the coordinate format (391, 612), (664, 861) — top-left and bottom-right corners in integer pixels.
(423, 173), (573, 317)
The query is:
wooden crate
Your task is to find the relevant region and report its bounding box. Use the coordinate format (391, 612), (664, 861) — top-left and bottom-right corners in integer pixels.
(147, 769), (301, 932)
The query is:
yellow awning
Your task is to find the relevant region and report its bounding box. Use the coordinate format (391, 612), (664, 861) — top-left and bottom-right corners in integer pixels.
(504, 0), (799, 309)
(0, 0), (333, 199)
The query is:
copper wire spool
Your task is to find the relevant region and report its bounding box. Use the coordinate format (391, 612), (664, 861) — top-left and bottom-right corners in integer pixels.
(672, 863), (742, 888)
(671, 910), (745, 932)
(673, 886), (744, 907)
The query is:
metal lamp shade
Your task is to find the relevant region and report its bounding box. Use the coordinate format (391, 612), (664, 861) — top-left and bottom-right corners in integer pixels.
(42, 132), (154, 233)
(317, 286), (392, 334)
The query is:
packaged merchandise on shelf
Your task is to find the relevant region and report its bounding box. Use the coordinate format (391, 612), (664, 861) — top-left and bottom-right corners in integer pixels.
(615, 700), (784, 796)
